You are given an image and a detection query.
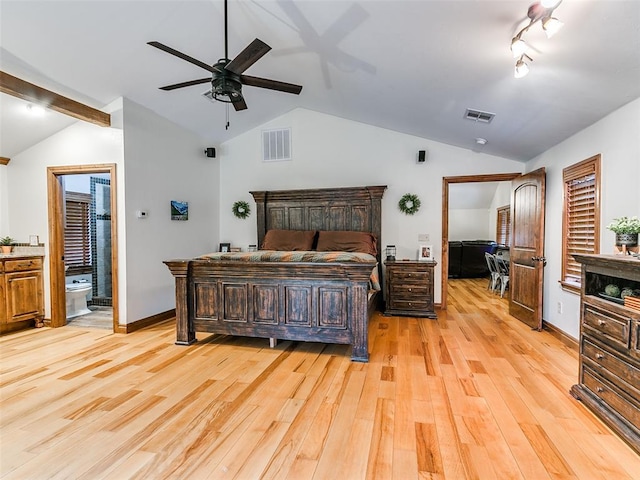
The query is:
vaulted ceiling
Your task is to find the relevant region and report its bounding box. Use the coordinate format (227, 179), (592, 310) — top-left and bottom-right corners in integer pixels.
(1, 0), (639, 161)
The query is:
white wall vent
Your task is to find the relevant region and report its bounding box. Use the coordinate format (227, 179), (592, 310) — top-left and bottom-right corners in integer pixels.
(262, 128), (292, 162)
(464, 109), (495, 123)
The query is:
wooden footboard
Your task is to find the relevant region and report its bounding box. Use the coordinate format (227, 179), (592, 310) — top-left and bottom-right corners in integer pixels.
(164, 259), (377, 362)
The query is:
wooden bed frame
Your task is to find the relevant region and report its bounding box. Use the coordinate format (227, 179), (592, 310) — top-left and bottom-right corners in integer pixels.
(164, 185), (386, 362)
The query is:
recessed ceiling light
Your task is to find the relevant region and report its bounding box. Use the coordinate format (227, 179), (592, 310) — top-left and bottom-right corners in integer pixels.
(475, 138), (488, 145)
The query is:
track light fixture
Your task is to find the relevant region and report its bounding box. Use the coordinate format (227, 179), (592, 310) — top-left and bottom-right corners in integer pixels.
(510, 0), (564, 78)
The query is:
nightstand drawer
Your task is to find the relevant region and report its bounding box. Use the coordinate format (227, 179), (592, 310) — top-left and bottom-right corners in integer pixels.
(389, 284), (429, 298)
(389, 270), (429, 284)
(388, 299), (429, 312)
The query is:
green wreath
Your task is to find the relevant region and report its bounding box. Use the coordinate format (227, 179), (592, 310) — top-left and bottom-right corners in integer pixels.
(398, 193), (421, 215)
(232, 200), (251, 219)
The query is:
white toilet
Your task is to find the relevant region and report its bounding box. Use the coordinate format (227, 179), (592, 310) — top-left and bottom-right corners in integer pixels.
(66, 282), (92, 319)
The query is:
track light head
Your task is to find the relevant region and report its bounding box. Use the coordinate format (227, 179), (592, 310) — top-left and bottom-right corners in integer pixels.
(542, 16), (564, 38)
(511, 37), (529, 58)
(511, 1), (564, 77)
(514, 57), (530, 78)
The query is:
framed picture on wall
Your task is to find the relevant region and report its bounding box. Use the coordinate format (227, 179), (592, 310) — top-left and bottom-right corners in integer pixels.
(170, 200), (188, 221)
(219, 243), (231, 253)
(418, 244), (433, 261)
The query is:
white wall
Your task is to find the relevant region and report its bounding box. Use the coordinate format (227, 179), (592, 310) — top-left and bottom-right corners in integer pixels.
(448, 209), (491, 240)
(6, 102), (125, 321)
(6, 98), (220, 325)
(121, 99), (219, 323)
(218, 108), (524, 303)
(526, 97), (640, 339)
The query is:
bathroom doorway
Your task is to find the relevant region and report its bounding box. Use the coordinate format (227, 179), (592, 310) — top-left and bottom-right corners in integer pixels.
(47, 164), (119, 331)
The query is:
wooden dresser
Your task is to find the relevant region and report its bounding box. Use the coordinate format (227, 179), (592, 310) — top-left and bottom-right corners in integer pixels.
(571, 254), (640, 455)
(384, 260), (437, 318)
(0, 255), (45, 332)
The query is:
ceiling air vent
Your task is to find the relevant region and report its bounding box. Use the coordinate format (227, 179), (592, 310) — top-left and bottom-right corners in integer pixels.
(262, 128), (291, 162)
(464, 109), (495, 123)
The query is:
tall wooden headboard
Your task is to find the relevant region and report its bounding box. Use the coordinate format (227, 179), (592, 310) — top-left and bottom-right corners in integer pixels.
(250, 185), (387, 265)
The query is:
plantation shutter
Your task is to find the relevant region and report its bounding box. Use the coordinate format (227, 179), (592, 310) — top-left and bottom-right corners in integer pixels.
(562, 155), (600, 289)
(64, 192), (91, 273)
(496, 205), (510, 246)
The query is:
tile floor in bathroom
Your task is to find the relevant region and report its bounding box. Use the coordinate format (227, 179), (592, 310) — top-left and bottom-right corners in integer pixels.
(65, 305), (113, 330)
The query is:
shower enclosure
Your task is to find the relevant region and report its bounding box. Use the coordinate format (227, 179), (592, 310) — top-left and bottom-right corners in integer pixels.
(90, 177), (112, 305)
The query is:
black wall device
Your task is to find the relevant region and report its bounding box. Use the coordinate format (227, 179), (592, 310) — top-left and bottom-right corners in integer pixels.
(204, 147), (216, 158)
(418, 150), (426, 163)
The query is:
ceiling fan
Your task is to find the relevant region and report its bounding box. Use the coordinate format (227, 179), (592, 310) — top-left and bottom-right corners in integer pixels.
(148, 0), (302, 111)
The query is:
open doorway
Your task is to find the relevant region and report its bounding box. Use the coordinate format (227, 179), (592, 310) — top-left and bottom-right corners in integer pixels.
(47, 164), (120, 332)
(441, 173), (520, 310)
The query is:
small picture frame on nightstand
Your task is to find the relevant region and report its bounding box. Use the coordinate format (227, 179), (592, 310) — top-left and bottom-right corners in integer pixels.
(418, 244), (433, 261)
(219, 242), (231, 253)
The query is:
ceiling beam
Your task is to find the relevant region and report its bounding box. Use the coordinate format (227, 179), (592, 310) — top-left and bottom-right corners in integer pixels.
(0, 71), (110, 127)
(0, 157), (10, 165)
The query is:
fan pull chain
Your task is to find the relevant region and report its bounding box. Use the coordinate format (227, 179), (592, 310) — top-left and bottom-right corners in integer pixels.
(225, 103), (230, 130)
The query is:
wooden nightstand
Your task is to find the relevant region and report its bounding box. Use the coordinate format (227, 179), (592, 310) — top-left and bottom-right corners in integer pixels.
(384, 260), (437, 318)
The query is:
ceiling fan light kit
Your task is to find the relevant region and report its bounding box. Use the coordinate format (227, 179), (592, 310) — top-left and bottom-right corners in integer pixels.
(147, 0), (302, 114)
(510, 0), (564, 78)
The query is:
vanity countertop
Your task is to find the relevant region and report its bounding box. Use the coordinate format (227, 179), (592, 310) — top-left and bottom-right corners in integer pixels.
(0, 247), (45, 260)
(0, 253), (44, 259)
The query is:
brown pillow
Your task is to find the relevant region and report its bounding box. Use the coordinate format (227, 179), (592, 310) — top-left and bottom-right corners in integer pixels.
(261, 229), (316, 251)
(316, 230), (377, 256)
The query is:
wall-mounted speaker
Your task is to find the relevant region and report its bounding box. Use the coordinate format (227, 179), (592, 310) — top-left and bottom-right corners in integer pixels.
(204, 147), (216, 158)
(417, 150), (427, 163)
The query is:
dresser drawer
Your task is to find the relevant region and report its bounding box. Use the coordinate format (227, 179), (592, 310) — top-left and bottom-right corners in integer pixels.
(631, 320), (640, 362)
(583, 367), (640, 429)
(583, 303), (631, 350)
(582, 338), (640, 398)
(4, 257), (43, 273)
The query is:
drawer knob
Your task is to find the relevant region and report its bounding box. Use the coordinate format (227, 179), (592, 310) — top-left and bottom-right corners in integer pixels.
(597, 319), (606, 326)
(595, 353), (604, 360)
(408, 288), (412, 292)
(596, 387), (605, 393)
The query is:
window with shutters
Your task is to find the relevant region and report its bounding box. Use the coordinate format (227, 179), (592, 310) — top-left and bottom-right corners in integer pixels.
(561, 154), (601, 291)
(496, 205), (510, 246)
(64, 191), (92, 275)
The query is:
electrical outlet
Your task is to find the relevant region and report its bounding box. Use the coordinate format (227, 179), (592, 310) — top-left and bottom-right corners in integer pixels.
(557, 302), (563, 314)
(418, 233), (430, 242)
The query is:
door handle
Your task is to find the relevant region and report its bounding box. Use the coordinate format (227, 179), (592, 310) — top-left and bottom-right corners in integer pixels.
(531, 256), (547, 266)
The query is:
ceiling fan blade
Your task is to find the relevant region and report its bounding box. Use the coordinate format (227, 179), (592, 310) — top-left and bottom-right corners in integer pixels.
(148, 41), (218, 73)
(241, 75), (302, 95)
(159, 78), (211, 91)
(225, 39), (272, 75)
(233, 97), (248, 111)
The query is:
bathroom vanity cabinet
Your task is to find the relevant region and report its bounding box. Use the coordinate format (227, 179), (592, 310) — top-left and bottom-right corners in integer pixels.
(0, 255), (44, 329)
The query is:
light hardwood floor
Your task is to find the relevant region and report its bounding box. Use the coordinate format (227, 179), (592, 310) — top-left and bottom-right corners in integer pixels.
(1, 278), (638, 479)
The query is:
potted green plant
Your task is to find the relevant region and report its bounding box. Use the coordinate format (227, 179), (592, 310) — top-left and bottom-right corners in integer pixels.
(606, 216), (640, 247)
(0, 236), (14, 254)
